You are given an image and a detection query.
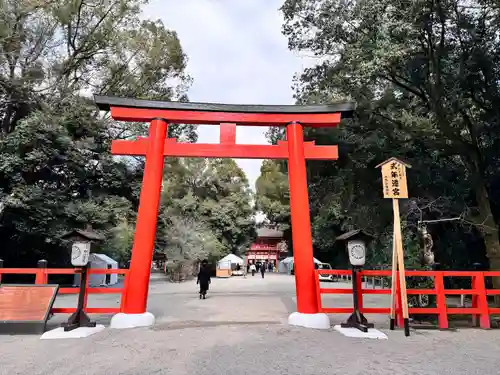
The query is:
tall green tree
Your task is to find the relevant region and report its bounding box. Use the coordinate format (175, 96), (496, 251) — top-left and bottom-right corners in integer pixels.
(0, 0), (194, 266)
(280, 0), (499, 271)
(159, 157), (255, 262)
(255, 159), (290, 230)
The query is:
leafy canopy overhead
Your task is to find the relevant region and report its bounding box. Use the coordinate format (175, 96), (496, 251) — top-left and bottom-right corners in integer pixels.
(0, 0), (195, 266)
(255, 0), (500, 270)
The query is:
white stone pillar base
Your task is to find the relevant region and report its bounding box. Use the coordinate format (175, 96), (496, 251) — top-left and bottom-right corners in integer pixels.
(110, 312), (155, 329)
(288, 312), (331, 330)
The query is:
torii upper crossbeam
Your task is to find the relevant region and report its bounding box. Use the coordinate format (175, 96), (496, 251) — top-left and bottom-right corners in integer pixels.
(94, 95), (356, 330)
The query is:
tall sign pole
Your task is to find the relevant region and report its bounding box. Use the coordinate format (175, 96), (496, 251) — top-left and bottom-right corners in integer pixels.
(376, 157), (411, 337)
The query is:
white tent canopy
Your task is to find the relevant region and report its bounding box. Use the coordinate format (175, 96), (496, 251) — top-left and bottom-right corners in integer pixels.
(217, 254), (244, 270)
(74, 253), (119, 287)
(278, 256), (321, 273)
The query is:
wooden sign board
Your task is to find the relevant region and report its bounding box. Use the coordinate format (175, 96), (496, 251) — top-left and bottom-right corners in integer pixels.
(0, 284), (59, 334)
(376, 157), (411, 199)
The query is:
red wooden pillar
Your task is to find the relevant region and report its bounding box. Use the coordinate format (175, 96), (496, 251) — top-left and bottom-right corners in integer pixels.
(123, 118), (168, 314)
(434, 272), (449, 329)
(286, 122), (318, 314)
(472, 273), (490, 329)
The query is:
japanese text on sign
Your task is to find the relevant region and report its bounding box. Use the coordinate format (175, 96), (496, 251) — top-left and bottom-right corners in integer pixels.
(380, 160), (408, 199)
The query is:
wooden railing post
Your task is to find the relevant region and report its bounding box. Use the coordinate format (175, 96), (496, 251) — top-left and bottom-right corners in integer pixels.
(35, 259), (48, 284)
(472, 272), (490, 329)
(120, 270), (129, 312)
(434, 272), (449, 329)
(315, 270), (322, 312)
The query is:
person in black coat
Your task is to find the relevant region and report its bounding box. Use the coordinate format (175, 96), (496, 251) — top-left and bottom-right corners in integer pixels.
(197, 260), (211, 299)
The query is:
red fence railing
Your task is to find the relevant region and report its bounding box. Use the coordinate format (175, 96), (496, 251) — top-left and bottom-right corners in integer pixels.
(0, 262), (128, 315)
(315, 269), (500, 329)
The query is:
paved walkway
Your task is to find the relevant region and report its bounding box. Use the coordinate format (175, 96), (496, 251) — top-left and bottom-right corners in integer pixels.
(1, 273), (499, 375)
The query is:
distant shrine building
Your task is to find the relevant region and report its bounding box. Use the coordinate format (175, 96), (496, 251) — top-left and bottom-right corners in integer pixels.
(245, 228), (287, 267)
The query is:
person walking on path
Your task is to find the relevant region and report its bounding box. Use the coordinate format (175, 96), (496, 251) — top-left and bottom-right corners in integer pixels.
(197, 260), (211, 299)
(249, 263), (256, 276)
(260, 262), (266, 278)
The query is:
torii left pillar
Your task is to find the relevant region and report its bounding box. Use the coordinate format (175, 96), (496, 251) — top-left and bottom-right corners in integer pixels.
(110, 118), (167, 329)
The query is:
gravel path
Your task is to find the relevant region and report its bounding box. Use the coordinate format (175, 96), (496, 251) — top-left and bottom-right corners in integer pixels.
(1, 273), (499, 375)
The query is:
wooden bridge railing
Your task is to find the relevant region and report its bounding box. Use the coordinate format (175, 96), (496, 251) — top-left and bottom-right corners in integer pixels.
(315, 269), (500, 329)
(0, 260), (128, 315)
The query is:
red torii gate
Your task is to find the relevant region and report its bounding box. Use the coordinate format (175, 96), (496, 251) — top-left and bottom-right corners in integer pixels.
(94, 96), (355, 329)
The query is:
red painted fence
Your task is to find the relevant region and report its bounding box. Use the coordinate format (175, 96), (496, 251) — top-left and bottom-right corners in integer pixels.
(0, 264), (128, 315)
(315, 269), (500, 329)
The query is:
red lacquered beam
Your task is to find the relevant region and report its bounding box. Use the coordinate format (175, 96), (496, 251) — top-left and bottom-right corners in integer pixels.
(0, 268), (39, 274)
(362, 307), (390, 314)
(111, 138), (339, 160)
(321, 307), (353, 313)
(39, 288), (126, 297)
(110, 106), (342, 126)
(85, 307), (121, 314)
(447, 308), (481, 314)
(51, 308), (76, 313)
(319, 288), (352, 294)
(315, 269), (352, 276)
(58, 288), (79, 294)
(52, 307), (121, 314)
(484, 271), (500, 277)
(88, 269), (129, 275)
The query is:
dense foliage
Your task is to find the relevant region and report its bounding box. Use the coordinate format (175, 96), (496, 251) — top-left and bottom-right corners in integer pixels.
(158, 157), (255, 266)
(0, 0), (254, 270)
(256, 0), (500, 272)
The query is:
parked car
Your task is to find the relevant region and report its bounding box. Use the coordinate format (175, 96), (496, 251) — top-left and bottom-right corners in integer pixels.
(317, 263), (334, 282)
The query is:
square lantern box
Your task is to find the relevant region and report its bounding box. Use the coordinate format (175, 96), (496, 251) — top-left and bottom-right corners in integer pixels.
(335, 229), (374, 332)
(59, 226), (104, 332)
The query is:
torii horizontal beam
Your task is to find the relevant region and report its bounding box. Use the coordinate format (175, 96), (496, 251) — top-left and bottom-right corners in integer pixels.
(112, 123), (339, 160)
(95, 95), (356, 126)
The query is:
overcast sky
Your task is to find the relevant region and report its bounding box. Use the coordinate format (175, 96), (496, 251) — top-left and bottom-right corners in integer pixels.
(142, 0), (316, 190)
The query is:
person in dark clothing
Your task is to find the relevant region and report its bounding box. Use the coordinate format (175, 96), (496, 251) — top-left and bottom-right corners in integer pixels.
(197, 260), (211, 299)
(260, 262), (265, 278)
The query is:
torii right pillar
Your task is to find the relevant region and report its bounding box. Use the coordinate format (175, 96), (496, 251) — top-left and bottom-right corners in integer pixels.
(286, 122), (331, 329)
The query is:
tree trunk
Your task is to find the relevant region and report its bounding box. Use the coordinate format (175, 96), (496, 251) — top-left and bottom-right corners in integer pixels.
(472, 173), (500, 305)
